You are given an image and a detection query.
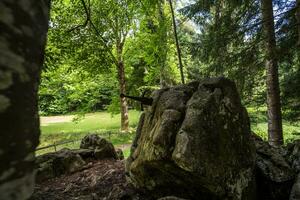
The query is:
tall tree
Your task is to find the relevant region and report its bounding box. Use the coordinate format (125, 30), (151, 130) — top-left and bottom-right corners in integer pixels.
(69, 0), (135, 131)
(0, 0), (50, 199)
(261, 0), (283, 146)
(297, 0), (300, 46)
(93, 0), (137, 131)
(168, 0), (185, 84)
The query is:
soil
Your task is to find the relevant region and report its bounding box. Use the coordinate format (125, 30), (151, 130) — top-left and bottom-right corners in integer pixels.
(30, 159), (150, 200)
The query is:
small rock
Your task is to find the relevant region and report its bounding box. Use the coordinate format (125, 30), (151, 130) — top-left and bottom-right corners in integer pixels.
(80, 134), (109, 150)
(52, 149), (86, 174)
(80, 134), (118, 160)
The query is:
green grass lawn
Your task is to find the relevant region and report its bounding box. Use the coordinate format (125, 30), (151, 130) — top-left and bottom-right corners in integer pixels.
(38, 110), (141, 155)
(38, 107), (300, 155)
(247, 107), (300, 143)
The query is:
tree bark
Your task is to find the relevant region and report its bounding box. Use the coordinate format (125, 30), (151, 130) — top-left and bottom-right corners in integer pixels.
(296, 0), (300, 46)
(158, 0), (168, 88)
(261, 0), (283, 146)
(214, 0), (224, 76)
(0, 0), (50, 199)
(168, 0), (185, 84)
(117, 43), (129, 132)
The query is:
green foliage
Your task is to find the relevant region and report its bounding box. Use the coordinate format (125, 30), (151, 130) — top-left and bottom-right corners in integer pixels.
(181, 0), (300, 121)
(125, 1), (183, 89)
(248, 107), (300, 143)
(40, 0), (299, 142)
(39, 65), (117, 115)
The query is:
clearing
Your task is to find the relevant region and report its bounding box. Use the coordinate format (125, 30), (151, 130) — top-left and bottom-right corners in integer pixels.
(37, 108), (300, 156)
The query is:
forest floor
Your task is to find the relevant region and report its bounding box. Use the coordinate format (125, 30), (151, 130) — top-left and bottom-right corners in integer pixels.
(31, 108), (300, 199)
(30, 159), (150, 200)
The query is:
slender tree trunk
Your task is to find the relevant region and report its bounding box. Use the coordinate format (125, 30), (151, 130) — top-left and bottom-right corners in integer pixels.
(158, 0), (168, 88)
(261, 0), (283, 146)
(296, 0), (300, 46)
(117, 43), (129, 132)
(0, 0), (50, 199)
(168, 0), (185, 84)
(214, 0), (225, 76)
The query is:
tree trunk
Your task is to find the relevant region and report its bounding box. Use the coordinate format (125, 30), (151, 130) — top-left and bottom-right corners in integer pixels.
(168, 0), (185, 84)
(158, 0), (168, 88)
(0, 0), (50, 199)
(296, 0), (300, 46)
(117, 43), (129, 132)
(214, 0), (224, 76)
(261, 0), (283, 146)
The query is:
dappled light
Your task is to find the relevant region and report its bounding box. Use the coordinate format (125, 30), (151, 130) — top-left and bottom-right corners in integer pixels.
(0, 0), (300, 200)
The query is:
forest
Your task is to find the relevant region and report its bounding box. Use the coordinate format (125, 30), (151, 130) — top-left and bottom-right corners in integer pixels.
(0, 0), (300, 200)
(40, 0), (300, 142)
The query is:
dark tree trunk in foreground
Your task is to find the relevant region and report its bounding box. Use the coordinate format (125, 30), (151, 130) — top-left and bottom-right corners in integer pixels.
(261, 0), (283, 146)
(0, 0), (50, 199)
(117, 43), (129, 132)
(168, 0), (185, 84)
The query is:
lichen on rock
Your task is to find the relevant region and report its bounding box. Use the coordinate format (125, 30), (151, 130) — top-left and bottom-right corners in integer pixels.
(126, 77), (256, 200)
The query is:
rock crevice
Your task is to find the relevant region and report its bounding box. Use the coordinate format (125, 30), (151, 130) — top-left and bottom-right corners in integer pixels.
(126, 78), (256, 200)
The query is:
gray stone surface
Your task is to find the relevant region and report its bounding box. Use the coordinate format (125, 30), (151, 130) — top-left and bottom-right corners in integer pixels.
(254, 136), (295, 200)
(288, 140), (300, 173)
(80, 134), (118, 160)
(35, 149), (86, 183)
(126, 78), (256, 200)
(72, 149), (95, 161)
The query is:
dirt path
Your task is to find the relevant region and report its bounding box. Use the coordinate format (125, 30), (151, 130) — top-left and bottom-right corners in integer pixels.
(40, 115), (74, 125)
(115, 144), (131, 151)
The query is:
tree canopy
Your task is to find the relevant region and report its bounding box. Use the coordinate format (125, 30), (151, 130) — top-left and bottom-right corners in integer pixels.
(40, 0), (300, 142)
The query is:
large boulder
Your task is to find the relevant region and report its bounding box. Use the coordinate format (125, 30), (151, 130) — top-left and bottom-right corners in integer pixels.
(126, 78), (256, 200)
(36, 136), (119, 183)
(80, 134), (118, 160)
(254, 136), (295, 200)
(35, 148), (86, 183)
